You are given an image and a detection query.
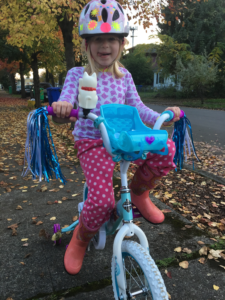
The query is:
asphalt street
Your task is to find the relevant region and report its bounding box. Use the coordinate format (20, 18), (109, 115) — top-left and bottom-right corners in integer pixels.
(147, 104), (225, 147)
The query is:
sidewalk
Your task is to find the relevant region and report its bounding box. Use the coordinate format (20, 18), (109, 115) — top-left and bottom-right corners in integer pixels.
(1, 106), (225, 300)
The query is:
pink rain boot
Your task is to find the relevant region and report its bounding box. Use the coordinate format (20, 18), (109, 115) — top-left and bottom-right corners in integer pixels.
(129, 165), (165, 224)
(64, 213), (98, 275)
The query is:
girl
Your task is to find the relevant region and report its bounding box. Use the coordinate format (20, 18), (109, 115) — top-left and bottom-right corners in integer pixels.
(52, 0), (181, 275)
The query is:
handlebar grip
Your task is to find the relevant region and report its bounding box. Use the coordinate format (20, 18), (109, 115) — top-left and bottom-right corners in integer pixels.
(47, 106), (79, 119)
(161, 109), (185, 122)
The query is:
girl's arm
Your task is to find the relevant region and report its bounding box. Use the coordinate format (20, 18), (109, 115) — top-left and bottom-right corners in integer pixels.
(124, 71), (160, 126)
(52, 68), (80, 124)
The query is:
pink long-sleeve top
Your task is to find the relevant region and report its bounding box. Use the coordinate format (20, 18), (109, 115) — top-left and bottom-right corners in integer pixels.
(58, 66), (160, 141)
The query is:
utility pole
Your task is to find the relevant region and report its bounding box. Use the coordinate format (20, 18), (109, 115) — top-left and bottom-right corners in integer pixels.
(129, 26), (138, 48)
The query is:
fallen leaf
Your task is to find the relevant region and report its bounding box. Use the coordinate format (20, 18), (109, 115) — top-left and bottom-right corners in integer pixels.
(179, 261), (189, 269)
(72, 216), (78, 222)
(47, 201), (53, 205)
(22, 243), (29, 247)
(24, 253), (31, 258)
(219, 265), (225, 269)
(198, 257), (205, 264)
(21, 238), (28, 242)
(50, 217), (56, 220)
(20, 262), (25, 265)
(62, 197), (68, 201)
(174, 247), (182, 252)
(36, 221), (43, 226)
(183, 248), (192, 254)
(199, 246), (208, 256)
(39, 229), (50, 239)
(209, 249), (222, 259)
(213, 285), (219, 291)
(16, 205), (23, 210)
(185, 225), (193, 229)
(49, 188), (60, 192)
(197, 241), (205, 245)
(41, 186), (47, 192)
(7, 223), (19, 230)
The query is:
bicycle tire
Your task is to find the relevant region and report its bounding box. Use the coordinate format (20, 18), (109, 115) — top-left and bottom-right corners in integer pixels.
(111, 240), (168, 300)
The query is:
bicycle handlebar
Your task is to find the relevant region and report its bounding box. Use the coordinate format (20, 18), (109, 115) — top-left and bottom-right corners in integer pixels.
(47, 106), (79, 119)
(47, 106), (185, 158)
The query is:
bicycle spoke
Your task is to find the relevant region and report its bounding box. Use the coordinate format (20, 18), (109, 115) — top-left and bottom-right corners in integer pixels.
(128, 256), (145, 287)
(125, 256), (152, 299)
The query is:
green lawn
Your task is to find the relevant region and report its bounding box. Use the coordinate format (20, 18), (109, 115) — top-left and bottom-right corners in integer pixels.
(140, 93), (225, 110)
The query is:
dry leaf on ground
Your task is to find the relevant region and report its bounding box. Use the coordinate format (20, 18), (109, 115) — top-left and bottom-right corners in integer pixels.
(199, 246), (208, 256)
(179, 261), (189, 269)
(174, 247), (182, 252)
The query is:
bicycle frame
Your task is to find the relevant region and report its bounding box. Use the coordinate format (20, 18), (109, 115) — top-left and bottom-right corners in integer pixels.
(58, 107), (172, 299)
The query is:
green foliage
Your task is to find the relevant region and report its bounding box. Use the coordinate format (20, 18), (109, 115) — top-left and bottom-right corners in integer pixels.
(159, 0), (225, 56)
(121, 47), (154, 85)
(175, 53), (218, 103)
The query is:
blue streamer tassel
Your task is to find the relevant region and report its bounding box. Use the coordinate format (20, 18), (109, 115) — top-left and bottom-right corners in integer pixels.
(172, 115), (200, 170)
(22, 107), (66, 184)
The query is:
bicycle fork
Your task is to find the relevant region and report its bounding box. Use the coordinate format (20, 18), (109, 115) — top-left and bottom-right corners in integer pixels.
(110, 160), (150, 299)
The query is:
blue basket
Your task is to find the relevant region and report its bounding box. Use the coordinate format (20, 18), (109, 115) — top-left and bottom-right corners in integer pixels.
(47, 87), (61, 106)
(100, 104), (168, 159)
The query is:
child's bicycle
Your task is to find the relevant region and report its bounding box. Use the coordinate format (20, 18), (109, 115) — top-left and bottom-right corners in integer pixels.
(49, 104), (183, 300)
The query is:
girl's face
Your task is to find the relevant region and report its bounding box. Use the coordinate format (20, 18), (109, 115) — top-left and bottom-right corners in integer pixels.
(89, 35), (121, 68)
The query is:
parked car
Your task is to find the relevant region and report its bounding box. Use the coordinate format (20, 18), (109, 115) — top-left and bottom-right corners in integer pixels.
(30, 82), (53, 100)
(16, 84), (22, 93)
(25, 85), (33, 95)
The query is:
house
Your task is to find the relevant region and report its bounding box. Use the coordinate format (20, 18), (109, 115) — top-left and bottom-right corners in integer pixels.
(124, 46), (182, 90)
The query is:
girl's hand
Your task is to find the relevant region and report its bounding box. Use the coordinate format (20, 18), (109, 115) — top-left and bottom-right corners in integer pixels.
(51, 101), (77, 123)
(163, 106), (181, 127)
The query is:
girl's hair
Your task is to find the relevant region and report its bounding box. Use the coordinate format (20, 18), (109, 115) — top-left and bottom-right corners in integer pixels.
(81, 37), (128, 79)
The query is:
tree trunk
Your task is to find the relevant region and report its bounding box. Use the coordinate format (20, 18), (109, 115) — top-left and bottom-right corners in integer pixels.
(9, 73), (16, 94)
(19, 63), (26, 99)
(31, 53), (41, 108)
(57, 16), (75, 71)
(46, 68), (50, 82)
(49, 73), (55, 87)
(58, 73), (63, 86)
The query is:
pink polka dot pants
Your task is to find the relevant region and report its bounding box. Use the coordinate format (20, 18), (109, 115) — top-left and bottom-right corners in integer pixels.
(75, 138), (176, 230)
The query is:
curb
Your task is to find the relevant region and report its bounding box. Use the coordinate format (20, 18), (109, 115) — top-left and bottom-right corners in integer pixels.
(183, 163), (225, 185)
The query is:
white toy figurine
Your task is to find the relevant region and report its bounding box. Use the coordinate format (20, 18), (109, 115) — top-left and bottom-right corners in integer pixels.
(78, 72), (98, 109)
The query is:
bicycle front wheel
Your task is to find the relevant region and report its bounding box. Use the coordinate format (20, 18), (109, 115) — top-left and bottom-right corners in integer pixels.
(112, 240), (168, 300)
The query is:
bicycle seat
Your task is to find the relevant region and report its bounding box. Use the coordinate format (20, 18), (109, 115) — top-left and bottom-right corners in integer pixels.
(100, 104), (168, 161)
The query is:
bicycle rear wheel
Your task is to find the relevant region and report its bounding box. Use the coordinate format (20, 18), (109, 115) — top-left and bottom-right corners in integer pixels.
(112, 240), (168, 300)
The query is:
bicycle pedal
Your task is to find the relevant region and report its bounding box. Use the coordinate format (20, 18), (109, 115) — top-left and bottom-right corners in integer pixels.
(132, 204), (142, 219)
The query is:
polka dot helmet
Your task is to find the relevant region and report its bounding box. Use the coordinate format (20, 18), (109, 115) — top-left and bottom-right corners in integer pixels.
(78, 0), (129, 38)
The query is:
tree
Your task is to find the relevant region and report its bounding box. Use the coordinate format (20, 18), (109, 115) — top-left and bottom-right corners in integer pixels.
(158, 0), (225, 56)
(0, 1), (66, 107)
(175, 53), (218, 103)
(121, 47), (154, 85)
(0, 28), (30, 97)
(0, 59), (20, 93)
